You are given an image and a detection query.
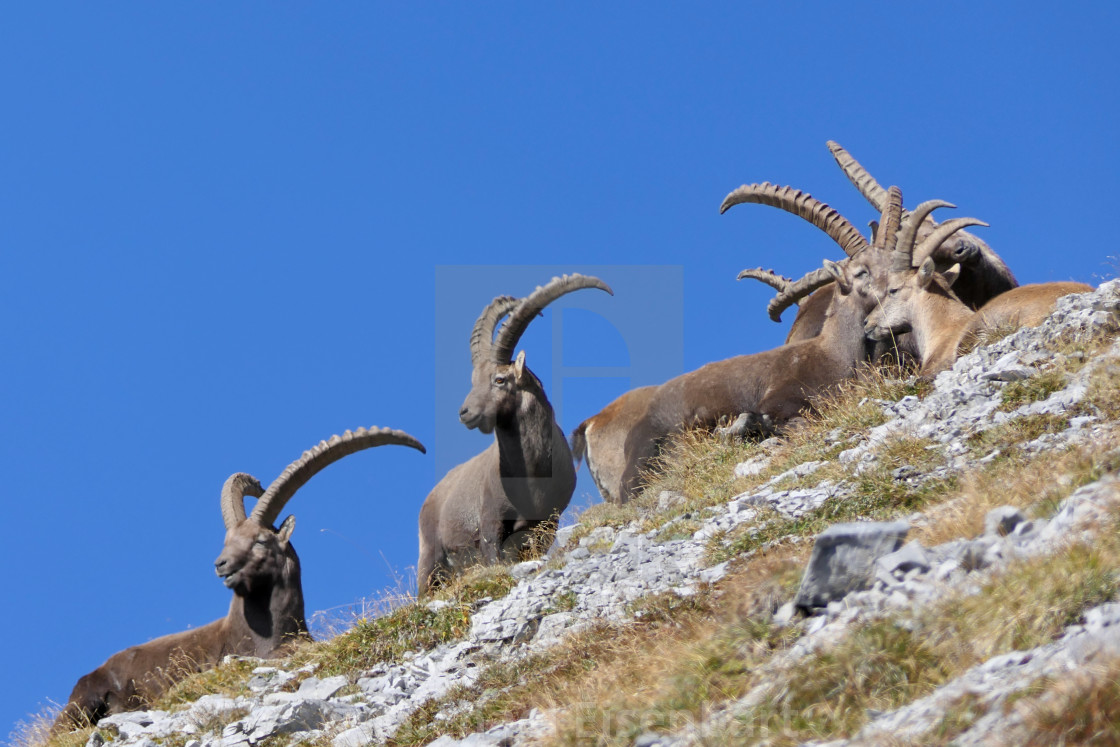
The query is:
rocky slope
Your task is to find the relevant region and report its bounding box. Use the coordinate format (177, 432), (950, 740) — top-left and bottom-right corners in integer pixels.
(46, 280), (1120, 747)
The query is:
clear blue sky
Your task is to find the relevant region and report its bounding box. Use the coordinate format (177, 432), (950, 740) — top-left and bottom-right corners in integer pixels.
(2, 3), (1117, 739)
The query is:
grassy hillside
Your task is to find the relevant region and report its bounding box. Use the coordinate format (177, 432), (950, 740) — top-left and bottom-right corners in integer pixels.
(16, 290), (1120, 747)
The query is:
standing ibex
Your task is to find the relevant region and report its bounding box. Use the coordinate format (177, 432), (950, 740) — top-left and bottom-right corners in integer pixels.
(55, 426), (425, 730)
(609, 184), (987, 502)
(418, 274), (612, 594)
(865, 254), (1091, 377)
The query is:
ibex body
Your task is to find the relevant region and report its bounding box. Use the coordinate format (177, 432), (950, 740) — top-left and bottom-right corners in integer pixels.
(418, 275), (612, 594)
(56, 427), (425, 730)
(866, 257), (1091, 376)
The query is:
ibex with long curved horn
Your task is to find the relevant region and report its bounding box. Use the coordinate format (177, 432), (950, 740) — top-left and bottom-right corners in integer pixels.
(573, 183), (887, 506)
(55, 427), (425, 730)
(610, 184), (983, 502)
(418, 274), (612, 593)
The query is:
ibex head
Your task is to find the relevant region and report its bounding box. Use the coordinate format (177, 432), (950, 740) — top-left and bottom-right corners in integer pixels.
(214, 427), (426, 592)
(459, 274), (612, 434)
(865, 257), (962, 342)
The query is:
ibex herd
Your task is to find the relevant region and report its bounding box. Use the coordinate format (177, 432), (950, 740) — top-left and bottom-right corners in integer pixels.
(53, 141), (1092, 731)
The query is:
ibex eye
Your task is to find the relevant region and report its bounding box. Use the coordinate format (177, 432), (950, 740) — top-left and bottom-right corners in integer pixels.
(494, 376), (505, 385)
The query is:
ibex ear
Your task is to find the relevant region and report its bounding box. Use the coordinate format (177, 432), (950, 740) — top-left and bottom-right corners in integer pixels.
(824, 259), (852, 295)
(278, 515), (296, 544)
(513, 350), (527, 381)
(941, 263), (962, 287)
(917, 257), (937, 289)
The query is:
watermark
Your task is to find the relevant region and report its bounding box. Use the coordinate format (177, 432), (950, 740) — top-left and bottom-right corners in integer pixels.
(433, 265), (684, 492)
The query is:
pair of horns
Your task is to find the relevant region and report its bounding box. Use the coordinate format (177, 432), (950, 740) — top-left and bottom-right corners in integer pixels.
(220, 426), (426, 530)
(721, 181), (872, 321)
(470, 273), (614, 366)
(724, 182), (904, 321)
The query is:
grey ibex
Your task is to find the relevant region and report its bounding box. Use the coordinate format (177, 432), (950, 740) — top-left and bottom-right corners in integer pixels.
(55, 427), (425, 730)
(610, 184), (986, 502)
(865, 252), (1091, 377)
(418, 274), (612, 594)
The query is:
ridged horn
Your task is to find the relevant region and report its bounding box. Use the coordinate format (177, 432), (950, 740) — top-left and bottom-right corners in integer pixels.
(767, 266), (838, 323)
(221, 473), (263, 530)
(874, 186), (904, 251)
(911, 218), (990, 268)
(720, 182), (869, 258)
(827, 141), (890, 212)
(736, 267), (792, 293)
(249, 427), (427, 528)
(470, 296), (519, 367)
(491, 274), (613, 364)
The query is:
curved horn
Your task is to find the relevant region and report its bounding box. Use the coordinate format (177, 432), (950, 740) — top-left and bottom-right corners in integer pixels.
(491, 274), (613, 364)
(874, 186), (904, 251)
(894, 199), (955, 272)
(911, 218), (990, 268)
(221, 473), (263, 530)
(736, 267), (792, 293)
(719, 182), (868, 258)
(767, 266), (838, 323)
(470, 296), (519, 366)
(827, 141), (890, 211)
(250, 427), (427, 528)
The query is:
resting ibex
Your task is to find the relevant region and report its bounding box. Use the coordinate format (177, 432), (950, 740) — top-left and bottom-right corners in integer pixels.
(610, 184), (986, 502)
(734, 141), (1018, 345)
(573, 181), (903, 503)
(56, 427), (425, 730)
(865, 253), (1092, 377)
(418, 274), (612, 593)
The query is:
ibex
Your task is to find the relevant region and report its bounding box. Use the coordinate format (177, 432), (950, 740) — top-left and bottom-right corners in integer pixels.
(418, 274), (612, 594)
(609, 184), (987, 502)
(55, 427), (425, 730)
(734, 141), (1019, 345)
(573, 181), (906, 503)
(865, 253), (1091, 377)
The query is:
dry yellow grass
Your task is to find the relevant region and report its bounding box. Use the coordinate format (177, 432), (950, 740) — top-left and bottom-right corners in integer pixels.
(1012, 654), (1120, 746)
(387, 546), (808, 746)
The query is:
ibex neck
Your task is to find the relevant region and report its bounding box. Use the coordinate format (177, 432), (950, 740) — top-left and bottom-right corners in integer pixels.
(913, 289), (975, 374)
(230, 558), (307, 656)
(494, 386), (559, 478)
(821, 293), (876, 364)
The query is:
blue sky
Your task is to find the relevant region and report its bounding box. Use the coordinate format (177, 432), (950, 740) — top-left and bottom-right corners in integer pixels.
(2, 3), (1117, 739)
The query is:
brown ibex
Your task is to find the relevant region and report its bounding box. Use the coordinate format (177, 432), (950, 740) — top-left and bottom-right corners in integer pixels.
(573, 181), (904, 504)
(55, 427), (425, 730)
(865, 254), (1091, 377)
(611, 184), (986, 502)
(418, 274), (612, 594)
